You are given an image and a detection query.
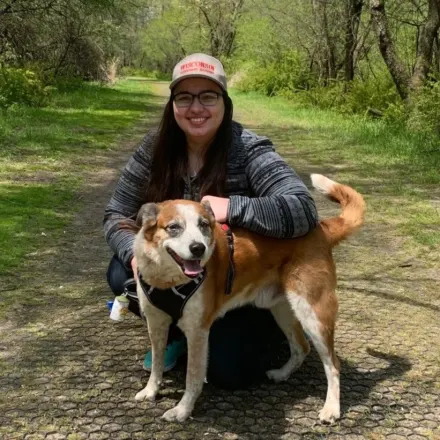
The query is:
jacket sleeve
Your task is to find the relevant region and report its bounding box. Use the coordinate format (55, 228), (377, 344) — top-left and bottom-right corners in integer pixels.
(227, 136), (318, 238)
(103, 134), (154, 268)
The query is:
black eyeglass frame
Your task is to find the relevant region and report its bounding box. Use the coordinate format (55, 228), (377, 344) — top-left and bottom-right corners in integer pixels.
(172, 90), (225, 108)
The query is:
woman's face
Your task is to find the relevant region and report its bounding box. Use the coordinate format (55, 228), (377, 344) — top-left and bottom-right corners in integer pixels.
(172, 77), (225, 149)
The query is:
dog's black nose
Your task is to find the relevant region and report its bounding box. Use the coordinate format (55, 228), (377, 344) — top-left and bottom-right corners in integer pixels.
(189, 242), (206, 258)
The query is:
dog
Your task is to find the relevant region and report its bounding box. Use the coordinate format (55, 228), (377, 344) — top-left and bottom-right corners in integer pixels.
(130, 174), (365, 424)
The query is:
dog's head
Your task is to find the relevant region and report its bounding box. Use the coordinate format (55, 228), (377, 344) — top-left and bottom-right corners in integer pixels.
(134, 199), (216, 282)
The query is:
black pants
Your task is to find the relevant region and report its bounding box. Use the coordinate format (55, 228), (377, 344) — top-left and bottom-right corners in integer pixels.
(106, 255), (287, 390)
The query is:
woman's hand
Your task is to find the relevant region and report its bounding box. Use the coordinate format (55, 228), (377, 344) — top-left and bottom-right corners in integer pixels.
(201, 196), (230, 223)
(131, 257), (138, 281)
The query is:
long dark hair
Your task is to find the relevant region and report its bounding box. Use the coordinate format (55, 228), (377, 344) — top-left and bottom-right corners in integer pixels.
(145, 92), (233, 202)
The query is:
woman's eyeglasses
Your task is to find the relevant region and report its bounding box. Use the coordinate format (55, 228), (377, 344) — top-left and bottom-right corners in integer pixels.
(173, 91), (224, 108)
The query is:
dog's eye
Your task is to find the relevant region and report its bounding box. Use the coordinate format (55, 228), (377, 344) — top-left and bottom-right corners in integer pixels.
(166, 223), (182, 232)
(199, 220), (210, 229)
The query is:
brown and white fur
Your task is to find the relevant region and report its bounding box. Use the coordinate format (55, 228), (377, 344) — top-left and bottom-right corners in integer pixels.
(131, 174), (365, 424)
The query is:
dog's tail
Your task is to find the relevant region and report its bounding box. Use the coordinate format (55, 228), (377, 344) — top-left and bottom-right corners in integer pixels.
(311, 174), (365, 247)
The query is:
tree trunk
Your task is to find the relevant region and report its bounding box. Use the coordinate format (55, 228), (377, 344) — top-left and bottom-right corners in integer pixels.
(434, 34), (440, 74)
(313, 0), (336, 83)
(410, 0), (440, 91)
(369, 0), (410, 100)
(344, 0), (363, 82)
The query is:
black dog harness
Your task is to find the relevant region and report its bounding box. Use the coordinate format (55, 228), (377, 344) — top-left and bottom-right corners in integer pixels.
(139, 224), (235, 323)
(139, 270), (207, 323)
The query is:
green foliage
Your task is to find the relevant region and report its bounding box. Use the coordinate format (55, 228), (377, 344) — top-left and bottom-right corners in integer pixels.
(232, 16), (276, 64)
(48, 75), (85, 92)
(292, 76), (401, 115)
(407, 80), (440, 136)
(235, 52), (314, 96)
(381, 101), (406, 125)
(0, 68), (48, 109)
(237, 62), (402, 119)
(341, 77), (401, 114)
(290, 82), (346, 109)
(140, 3), (202, 73)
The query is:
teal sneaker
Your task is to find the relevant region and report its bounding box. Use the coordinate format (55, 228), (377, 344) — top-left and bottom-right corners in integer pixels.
(143, 338), (186, 372)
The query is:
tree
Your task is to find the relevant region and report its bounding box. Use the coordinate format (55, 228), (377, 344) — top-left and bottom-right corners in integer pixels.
(344, 0), (363, 81)
(312, 0), (337, 82)
(141, 2), (201, 73)
(190, 0), (244, 59)
(370, 0), (440, 100)
(0, 0), (150, 79)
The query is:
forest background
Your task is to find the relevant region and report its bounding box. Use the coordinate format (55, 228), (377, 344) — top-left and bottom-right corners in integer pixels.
(1, 0), (440, 136)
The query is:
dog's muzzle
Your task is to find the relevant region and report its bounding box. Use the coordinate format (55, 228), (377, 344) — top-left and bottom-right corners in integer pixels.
(166, 246), (204, 278)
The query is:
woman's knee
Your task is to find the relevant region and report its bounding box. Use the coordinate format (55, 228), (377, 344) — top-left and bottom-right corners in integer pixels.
(106, 255), (141, 317)
(106, 255), (133, 295)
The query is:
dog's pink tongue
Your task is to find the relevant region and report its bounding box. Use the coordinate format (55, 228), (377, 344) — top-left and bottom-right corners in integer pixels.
(183, 260), (203, 276)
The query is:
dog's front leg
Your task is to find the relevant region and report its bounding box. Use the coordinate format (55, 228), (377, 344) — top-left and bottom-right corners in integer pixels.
(162, 326), (209, 422)
(135, 306), (171, 402)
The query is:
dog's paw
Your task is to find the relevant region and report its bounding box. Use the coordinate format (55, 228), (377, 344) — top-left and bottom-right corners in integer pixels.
(135, 386), (157, 402)
(266, 368), (290, 383)
(162, 405), (191, 422)
(319, 404), (340, 424)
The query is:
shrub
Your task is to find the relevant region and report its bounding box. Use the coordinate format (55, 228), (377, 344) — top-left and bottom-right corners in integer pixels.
(293, 82), (346, 109)
(0, 67), (48, 109)
(292, 76), (401, 116)
(236, 51), (314, 96)
(341, 76), (401, 115)
(407, 80), (440, 136)
(48, 75), (85, 92)
(236, 60), (402, 118)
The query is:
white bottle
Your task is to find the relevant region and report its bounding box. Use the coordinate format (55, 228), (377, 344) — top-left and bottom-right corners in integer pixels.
(109, 295), (129, 321)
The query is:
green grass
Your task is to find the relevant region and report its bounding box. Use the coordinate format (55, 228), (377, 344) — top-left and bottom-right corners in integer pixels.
(230, 90), (440, 249)
(0, 78), (159, 274)
(0, 184), (76, 269)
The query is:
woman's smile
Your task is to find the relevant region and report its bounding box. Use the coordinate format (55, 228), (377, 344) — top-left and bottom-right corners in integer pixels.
(188, 117), (208, 126)
(173, 77), (225, 149)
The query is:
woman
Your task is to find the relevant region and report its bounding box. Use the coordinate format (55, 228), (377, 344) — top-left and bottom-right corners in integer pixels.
(104, 53), (318, 390)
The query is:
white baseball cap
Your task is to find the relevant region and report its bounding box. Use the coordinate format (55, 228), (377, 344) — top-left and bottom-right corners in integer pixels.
(170, 53), (227, 91)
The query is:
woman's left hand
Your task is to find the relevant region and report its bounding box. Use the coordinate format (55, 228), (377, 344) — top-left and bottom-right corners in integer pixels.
(201, 196), (230, 223)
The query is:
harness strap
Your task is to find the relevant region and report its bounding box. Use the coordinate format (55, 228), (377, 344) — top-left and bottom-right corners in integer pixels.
(221, 224), (235, 295)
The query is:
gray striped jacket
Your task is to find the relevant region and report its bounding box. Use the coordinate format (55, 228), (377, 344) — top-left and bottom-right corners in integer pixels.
(104, 121), (318, 267)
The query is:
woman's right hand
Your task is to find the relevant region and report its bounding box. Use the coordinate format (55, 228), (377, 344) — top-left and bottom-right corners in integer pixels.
(131, 257), (138, 281)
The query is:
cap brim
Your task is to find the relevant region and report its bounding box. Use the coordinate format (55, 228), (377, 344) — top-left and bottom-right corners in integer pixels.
(169, 74), (226, 91)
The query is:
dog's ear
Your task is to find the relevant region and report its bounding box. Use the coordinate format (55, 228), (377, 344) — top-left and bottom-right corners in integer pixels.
(136, 203), (158, 229)
(201, 200), (216, 223)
